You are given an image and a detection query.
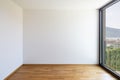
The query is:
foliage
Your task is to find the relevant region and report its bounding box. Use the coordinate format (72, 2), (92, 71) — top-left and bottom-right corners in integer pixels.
(105, 47), (120, 71)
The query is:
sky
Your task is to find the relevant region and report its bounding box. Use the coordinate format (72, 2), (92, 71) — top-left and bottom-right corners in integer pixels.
(106, 1), (120, 29)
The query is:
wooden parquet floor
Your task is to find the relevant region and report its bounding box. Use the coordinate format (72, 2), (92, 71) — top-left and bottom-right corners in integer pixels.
(6, 65), (118, 80)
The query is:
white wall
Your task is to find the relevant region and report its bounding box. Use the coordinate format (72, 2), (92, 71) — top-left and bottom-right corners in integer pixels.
(0, 0), (23, 79)
(23, 9), (98, 64)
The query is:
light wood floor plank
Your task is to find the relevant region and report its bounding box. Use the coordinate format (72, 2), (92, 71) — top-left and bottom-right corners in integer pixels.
(6, 65), (118, 80)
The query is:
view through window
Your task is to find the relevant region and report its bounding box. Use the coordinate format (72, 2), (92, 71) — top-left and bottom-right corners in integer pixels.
(105, 1), (120, 75)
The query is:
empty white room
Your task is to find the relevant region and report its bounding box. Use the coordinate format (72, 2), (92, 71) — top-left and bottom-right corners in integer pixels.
(0, 0), (120, 80)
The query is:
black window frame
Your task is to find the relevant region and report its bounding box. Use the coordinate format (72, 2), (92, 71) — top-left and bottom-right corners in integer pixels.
(99, 0), (120, 79)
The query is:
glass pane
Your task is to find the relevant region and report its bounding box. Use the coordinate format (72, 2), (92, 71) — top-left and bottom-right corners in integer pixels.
(105, 1), (120, 74)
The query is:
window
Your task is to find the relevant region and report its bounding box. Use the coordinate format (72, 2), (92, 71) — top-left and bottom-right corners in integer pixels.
(99, 0), (120, 78)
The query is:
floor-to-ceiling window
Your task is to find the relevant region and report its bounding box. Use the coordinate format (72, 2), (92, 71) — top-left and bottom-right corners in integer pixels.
(99, 0), (120, 79)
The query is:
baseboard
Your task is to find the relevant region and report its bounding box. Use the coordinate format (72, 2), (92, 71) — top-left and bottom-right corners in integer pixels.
(23, 64), (99, 66)
(4, 64), (23, 80)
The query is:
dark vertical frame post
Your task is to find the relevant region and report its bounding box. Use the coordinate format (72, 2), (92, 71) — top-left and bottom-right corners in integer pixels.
(99, 9), (103, 65)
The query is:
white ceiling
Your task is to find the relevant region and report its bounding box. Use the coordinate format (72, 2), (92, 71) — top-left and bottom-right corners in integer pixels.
(12, 0), (111, 10)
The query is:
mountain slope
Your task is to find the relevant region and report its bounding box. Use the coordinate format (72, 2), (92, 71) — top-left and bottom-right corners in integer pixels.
(106, 27), (120, 38)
